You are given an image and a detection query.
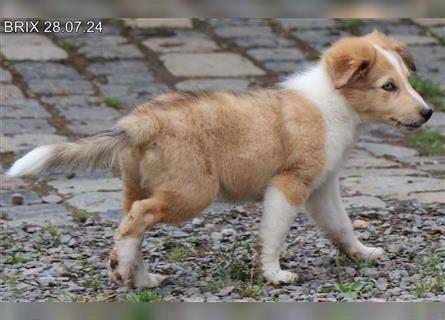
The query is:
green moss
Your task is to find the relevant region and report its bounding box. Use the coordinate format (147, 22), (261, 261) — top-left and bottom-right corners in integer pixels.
(104, 96), (123, 109)
(410, 129), (444, 156)
(0, 211), (10, 220)
(32, 180), (55, 195)
(56, 39), (78, 51)
(337, 19), (363, 29)
(432, 31), (445, 45)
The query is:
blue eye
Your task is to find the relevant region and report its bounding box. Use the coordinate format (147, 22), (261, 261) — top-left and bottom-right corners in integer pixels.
(382, 83), (396, 91)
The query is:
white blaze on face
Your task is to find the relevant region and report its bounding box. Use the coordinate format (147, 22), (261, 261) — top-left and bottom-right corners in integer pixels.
(372, 44), (428, 108)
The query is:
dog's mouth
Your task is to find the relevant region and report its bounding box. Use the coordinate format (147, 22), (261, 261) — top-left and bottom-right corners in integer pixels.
(391, 118), (424, 131)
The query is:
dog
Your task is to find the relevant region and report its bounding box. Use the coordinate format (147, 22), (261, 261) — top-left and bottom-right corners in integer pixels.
(7, 30), (433, 288)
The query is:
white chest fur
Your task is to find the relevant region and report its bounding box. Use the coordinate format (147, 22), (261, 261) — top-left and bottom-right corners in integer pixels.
(281, 64), (362, 189)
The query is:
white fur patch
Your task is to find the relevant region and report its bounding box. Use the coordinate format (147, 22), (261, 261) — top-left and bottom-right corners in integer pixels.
(7, 146), (53, 177)
(282, 64), (361, 187)
(373, 44), (427, 107)
(113, 237), (141, 279)
(114, 237), (140, 265)
(260, 186), (298, 283)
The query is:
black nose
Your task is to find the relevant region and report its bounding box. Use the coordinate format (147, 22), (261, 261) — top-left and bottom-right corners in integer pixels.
(421, 108), (433, 121)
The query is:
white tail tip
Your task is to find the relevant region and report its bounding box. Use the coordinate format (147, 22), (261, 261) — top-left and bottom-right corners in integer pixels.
(7, 146), (53, 177)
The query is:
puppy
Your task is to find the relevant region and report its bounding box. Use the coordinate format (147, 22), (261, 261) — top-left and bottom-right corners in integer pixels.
(7, 31), (433, 288)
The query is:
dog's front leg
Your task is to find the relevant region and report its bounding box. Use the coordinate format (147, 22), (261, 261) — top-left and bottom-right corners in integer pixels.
(305, 175), (384, 261)
(260, 181), (305, 284)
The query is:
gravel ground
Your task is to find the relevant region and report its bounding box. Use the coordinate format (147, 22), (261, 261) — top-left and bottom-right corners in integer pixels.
(1, 198), (444, 302)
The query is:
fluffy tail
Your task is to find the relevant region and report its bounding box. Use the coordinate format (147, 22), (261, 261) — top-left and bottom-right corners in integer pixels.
(7, 127), (129, 177)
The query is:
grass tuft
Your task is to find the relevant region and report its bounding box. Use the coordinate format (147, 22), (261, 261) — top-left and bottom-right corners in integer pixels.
(84, 274), (102, 290)
(3, 252), (40, 265)
(76, 211), (92, 223)
(125, 289), (164, 302)
(46, 223), (61, 246)
(166, 245), (196, 263)
(336, 280), (370, 300)
(414, 251), (444, 298)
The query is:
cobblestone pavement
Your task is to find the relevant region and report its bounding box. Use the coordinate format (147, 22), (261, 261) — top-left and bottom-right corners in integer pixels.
(1, 19), (444, 302)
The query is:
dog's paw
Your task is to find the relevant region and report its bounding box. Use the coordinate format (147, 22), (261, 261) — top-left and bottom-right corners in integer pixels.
(108, 251), (133, 287)
(353, 246), (385, 262)
(135, 271), (171, 288)
(108, 252), (169, 288)
(264, 270), (299, 284)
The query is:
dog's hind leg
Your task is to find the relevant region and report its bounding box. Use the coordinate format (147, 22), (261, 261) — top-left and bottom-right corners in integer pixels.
(109, 179), (218, 288)
(108, 195), (167, 288)
(305, 175), (384, 261)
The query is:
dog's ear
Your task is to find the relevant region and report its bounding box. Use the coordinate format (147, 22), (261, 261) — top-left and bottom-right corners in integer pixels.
(325, 38), (376, 89)
(327, 52), (373, 89)
(367, 30), (416, 72)
(389, 38), (416, 72)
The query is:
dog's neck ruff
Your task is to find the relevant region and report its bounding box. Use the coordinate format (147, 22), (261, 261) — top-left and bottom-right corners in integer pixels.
(281, 63), (362, 127)
(280, 63), (362, 183)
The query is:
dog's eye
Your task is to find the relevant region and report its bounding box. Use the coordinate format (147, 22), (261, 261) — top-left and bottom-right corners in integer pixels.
(382, 83), (396, 92)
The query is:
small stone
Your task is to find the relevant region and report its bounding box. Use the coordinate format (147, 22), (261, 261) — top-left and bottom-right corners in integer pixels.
(184, 296), (205, 302)
(60, 234), (71, 244)
(191, 218), (203, 226)
(352, 219), (369, 229)
(172, 230), (189, 238)
(84, 216), (96, 226)
(361, 267), (378, 277)
(42, 194), (63, 204)
(67, 238), (77, 247)
(38, 276), (56, 287)
(217, 285), (235, 296)
(345, 267), (356, 277)
(11, 193), (24, 205)
(66, 173), (76, 179)
(66, 282), (85, 292)
(211, 232), (223, 241)
(49, 263), (67, 277)
(143, 35), (218, 53)
(221, 228), (235, 236)
(278, 294), (291, 302)
(22, 267), (44, 277)
(369, 298), (387, 302)
(205, 293), (220, 302)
